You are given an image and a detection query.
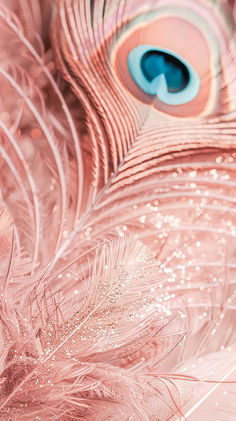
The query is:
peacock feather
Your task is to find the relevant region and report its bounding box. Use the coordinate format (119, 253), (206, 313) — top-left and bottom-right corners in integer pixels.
(0, 0), (236, 419)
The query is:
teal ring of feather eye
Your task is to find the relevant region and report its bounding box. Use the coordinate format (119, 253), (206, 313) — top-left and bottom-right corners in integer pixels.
(128, 45), (200, 105)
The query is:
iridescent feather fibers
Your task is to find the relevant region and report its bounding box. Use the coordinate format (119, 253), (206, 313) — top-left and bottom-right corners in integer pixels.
(0, 0), (236, 419)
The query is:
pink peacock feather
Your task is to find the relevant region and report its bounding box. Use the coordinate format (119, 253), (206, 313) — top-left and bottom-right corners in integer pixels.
(0, 0), (236, 419)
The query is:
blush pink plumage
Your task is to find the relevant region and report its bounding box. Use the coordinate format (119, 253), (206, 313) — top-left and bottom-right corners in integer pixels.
(0, 0), (236, 420)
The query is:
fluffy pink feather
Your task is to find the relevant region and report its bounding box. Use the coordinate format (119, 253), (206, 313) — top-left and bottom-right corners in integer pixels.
(1, 0), (236, 419)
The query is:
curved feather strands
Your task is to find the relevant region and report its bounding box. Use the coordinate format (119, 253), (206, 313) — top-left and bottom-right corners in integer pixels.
(0, 0), (236, 419)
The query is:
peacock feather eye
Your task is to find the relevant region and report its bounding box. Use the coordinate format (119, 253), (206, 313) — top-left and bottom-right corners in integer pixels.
(127, 45), (200, 105)
(111, 3), (233, 117)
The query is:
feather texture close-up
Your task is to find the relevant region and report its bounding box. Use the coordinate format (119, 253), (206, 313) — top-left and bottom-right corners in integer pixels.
(0, 0), (236, 419)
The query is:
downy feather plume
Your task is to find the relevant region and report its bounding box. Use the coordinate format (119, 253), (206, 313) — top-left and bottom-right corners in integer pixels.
(0, 0), (236, 419)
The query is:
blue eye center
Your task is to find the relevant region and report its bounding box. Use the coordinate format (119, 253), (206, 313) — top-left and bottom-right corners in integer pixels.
(128, 45), (200, 106)
(141, 50), (190, 93)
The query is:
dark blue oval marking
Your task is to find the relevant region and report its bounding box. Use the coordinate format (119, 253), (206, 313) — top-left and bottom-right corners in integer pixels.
(128, 45), (200, 105)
